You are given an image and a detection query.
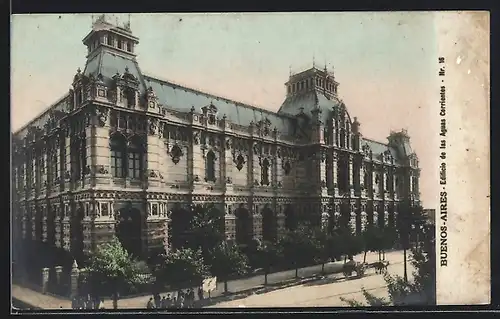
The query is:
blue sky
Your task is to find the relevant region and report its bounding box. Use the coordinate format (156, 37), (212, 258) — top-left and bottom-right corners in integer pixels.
(11, 13), (439, 207)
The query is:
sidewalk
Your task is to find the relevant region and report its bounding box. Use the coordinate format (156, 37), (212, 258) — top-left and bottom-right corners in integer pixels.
(12, 250), (405, 310)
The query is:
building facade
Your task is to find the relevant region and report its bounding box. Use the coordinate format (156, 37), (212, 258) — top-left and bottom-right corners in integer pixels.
(12, 17), (421, 259)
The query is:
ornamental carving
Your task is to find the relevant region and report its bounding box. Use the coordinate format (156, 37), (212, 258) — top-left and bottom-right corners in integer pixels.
(225, 137), (232, 150)
(169, 144), (183, 165)
(148, 118), (158, 136)
(158, 122), (165, 137)
(234, 154), (245, 171)
(193, 131), (200, 145)
(253, 142), (260, 154)
(96, 106), (108, 127)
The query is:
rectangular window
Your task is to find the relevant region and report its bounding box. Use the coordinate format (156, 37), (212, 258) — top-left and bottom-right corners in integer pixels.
(101, 203), (109, 216)
(128, 151), (141, 179)
(111, 150), (124, 177)
(152, 204), (158, 216)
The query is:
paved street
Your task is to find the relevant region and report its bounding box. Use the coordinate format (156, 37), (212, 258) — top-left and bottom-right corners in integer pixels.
(207, 250), (412, 307)
(12, 250), (410, 309)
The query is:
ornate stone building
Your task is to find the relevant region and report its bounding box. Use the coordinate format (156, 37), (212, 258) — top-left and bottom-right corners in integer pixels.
(11, 17), (420, 259)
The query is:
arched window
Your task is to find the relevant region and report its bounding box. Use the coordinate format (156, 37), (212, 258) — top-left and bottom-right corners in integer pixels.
(127, 138), (143, 179)
(110, 135), (126, 178)
(261, 158), (270, 186)
(205, 150), (216, 182)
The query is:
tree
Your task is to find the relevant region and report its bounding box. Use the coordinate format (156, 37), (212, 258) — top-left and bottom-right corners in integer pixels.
(85, 237), (146, 308)
(154, 248), (210, 292)
(188, 204), (226, 256)
(360, 227), (381, 263)
(208, 242), (249, 292)
(334, 227), (363, 262)
(340, 217), (436, 306)
(380, 227), (398, 260)
(278, 226), (321, 278)
(312, 228), (335, 274)
(258, 241), (283, 285)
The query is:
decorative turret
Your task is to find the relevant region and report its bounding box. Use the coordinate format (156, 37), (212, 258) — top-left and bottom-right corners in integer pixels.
(285, 65), (339, 99)
(82, 14), (139, 59)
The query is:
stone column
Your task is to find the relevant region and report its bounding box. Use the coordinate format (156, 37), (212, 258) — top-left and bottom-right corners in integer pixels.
(55, 134), (62, 189)
(21, 205), (27, 240)
(349, 205), (356, 234)
(251, 142), (260, 187)
(83, 125), (93, 187)
(360, 161), (366, 197)
(147, 118), (161, 188)
(62, 203), (71, 251)
(372, 169), (378, 198)
(55, 206), (62, 248)
(223, 137), (234, 191)
(348, 155), (354, 197)
(81, 202), (94, 254)
(163, 210), (170, 254)
(361, 211), (367, 232)
(393, 171), (399, 200)
(321, 211), (329, 231)
(224, 204), (236, 241)
(192, 131), (204, 185)
(276, 207), (285, 238)
(373, 204), (379, 228)
(42, 267), (50, 294)
(320, 150), (327, 194)
(41, 145), (48, 193)
(252, 208), (262, 241)
(332, 152), (338, 196)
(384, 204), (389, 228)
(70, 260), (79, 298)
(55, 266), (63, 285)
(145, 201), (167, 253)
(64, 129), (72, 191)
(94, 109), (111, 184)
(31, 204), (37, 241)
(42, 205), (48, 242)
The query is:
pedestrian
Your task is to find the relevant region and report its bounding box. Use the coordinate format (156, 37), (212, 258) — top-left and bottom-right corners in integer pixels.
(189, 289), (195, 307)
(179, 294), (185, 308)
(165, 294), (172, 308)
(198, 287), (204, 301)
(147, 297), (155, 309)
(154, 293), (161, 308)
(71, 297), (77, 309)
(160, 296), (167, 309)
(172, 297), (178, 308)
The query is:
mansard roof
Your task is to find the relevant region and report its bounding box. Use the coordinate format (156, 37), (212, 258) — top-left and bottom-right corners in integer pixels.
(83, 50), (147, 93)
(143, 75), (295, 136)
(278, 90), (342, 124)
(14, 94), (70, 139)
(362, 138), (399, 161)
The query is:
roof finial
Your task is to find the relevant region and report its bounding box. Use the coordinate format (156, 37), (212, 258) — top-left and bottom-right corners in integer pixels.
(126, 13), (131, 30)
(313, 55), (316, 68)
(289, 65), (292, 77)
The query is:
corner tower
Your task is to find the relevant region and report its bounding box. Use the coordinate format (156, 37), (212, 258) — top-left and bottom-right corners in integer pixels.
(82, 14), (139, 60)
